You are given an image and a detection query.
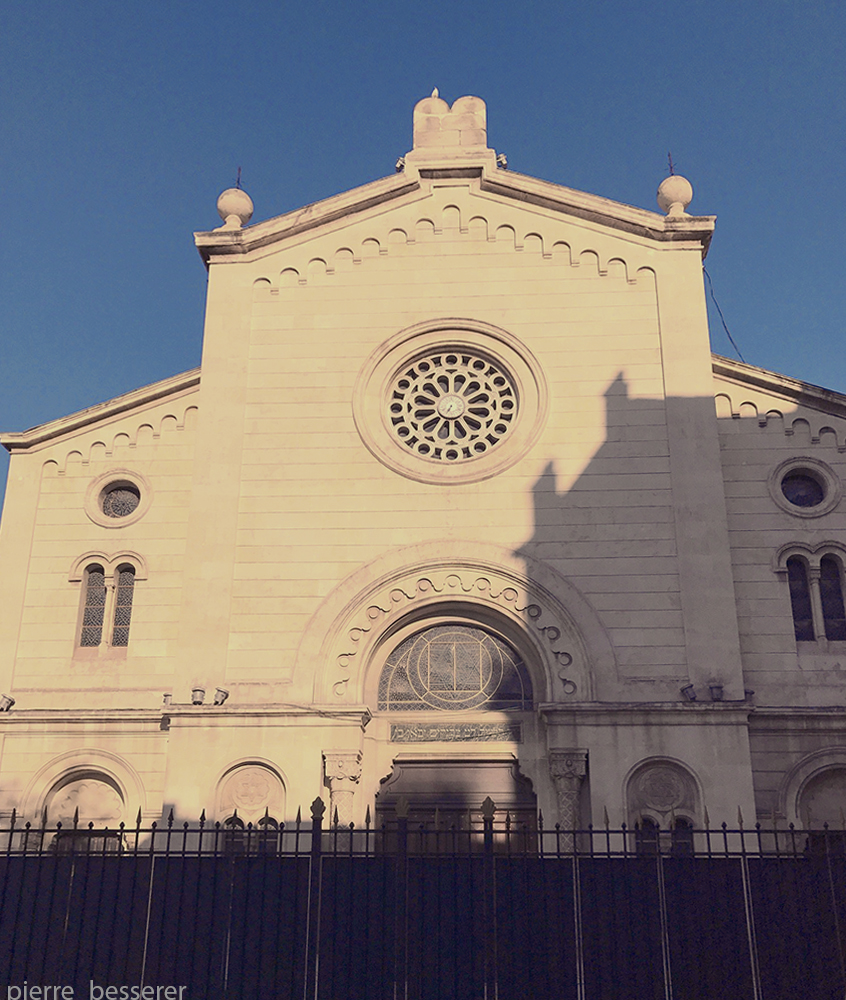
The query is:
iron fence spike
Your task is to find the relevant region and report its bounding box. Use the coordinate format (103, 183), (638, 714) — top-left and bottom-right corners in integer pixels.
(603, 806), (610, 828)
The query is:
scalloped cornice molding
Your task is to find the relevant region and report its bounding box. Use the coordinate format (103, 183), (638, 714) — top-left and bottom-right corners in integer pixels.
(1, 369), (200, 453)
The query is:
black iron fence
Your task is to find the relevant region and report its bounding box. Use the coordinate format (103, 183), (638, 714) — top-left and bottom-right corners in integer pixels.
(1, 799), (845, 1000)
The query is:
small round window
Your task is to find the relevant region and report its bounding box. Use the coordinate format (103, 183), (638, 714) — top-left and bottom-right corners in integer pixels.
(101, 484), (141, 518)
(769, 458), (842, 518)
(781, 471), (825, 508)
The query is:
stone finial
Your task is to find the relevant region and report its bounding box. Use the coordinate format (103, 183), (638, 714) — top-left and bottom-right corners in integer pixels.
(412, 94), (488, 151)
(216, 187), (254, 230)
(657, 174), (694, 217)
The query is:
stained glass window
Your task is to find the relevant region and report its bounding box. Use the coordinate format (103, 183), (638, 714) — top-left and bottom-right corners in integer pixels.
(378, 624), (532, 711)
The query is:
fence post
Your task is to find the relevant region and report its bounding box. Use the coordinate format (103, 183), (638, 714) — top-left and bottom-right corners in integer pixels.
(481, 796), (498, 999)
(393, 797), (409, 1000)
(303, 796), (325, 1000)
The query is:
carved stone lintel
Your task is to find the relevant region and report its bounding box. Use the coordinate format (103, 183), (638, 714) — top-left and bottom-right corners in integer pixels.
(323, 750), (363, 827)
(549, 749), (588, 833)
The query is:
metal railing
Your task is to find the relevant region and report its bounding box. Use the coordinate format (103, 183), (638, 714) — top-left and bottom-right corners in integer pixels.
(1, 798), (845, 999)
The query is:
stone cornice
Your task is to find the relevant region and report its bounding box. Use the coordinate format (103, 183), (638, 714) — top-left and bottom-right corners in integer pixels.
(479, 169), (714, 255)
(0, 368), (200, 453)
(194, 173), (420, 266)
(195, 163), (715, 268)
(540, 702), (752, 726)
(712, 354), (846, 416)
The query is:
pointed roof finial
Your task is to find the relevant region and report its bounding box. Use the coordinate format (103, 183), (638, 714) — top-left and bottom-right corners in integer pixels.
(431, 87), (439, 98)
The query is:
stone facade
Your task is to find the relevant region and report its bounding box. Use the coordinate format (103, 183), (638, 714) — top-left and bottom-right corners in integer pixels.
(1, 95), (844, 833)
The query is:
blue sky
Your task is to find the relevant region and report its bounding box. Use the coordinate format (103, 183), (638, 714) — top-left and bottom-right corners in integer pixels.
(1, 1), (845, 510)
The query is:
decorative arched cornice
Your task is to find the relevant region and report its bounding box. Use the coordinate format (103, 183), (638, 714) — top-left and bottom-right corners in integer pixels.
(295, 541), (617, 706)
(772, 540), (846, 574)
(20, 747), (149, 823)
(69, 550), (149, 582)
(244, 210), (655, 299)
(777, 746), (846, 826)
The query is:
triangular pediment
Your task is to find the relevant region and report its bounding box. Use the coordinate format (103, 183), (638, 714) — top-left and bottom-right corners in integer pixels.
(195, 95), (713, 269)
(195, 164), (715, 268)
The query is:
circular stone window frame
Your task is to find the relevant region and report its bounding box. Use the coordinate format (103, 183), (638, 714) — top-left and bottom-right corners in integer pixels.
(84, 469), (152, 528)
(768, 456), (842, 518)
(353, 319), (548, 485)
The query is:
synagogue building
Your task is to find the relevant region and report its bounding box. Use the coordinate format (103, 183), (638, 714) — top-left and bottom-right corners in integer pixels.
(1, 94), (845, 841)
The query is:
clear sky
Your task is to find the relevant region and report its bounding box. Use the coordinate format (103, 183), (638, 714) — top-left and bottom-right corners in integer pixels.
(1, 0), (844, 510)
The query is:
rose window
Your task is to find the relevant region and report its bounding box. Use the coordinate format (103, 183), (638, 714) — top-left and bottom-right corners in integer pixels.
(388, 351), (517, 462)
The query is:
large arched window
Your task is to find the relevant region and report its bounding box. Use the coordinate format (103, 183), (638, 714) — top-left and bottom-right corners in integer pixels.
(781, 548), (846, 644)
(377, 623), (533, 711)
(77, 562), (137, 649)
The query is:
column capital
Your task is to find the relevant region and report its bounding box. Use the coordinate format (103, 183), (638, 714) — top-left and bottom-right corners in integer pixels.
(548, 748), (588, 783)
(323, 749), (363, 785)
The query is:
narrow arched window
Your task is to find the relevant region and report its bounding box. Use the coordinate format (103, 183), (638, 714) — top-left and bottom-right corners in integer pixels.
(820, 557), (846, 641)
(787, 557), (814, 641)
(671, 818), (694, 855)
(80, 565), (107, 646)
(636, 817), (660, 855)
(112, 566), (136, 646)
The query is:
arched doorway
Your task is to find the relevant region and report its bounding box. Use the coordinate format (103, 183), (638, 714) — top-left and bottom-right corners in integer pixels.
(373, 620), (538, 842)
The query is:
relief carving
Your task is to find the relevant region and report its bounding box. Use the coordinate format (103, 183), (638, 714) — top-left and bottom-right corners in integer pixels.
(333, 570), (577, 698)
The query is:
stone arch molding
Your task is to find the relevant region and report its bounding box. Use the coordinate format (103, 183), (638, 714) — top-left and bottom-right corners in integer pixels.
(625, 757), (702, 827)
(20, 748), (149, 824)
(298, 541), (618, 705)
(215, 759), (287, 825)
(778, 747), (846, 827)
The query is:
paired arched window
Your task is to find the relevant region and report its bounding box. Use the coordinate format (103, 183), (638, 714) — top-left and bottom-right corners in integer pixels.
(785, 552), (846, 643)
(79, 563), (136, 648)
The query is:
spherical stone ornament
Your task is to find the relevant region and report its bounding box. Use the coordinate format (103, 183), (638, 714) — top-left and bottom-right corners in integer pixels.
(216, 187), (254, 228)
(657, 174), (694, 216)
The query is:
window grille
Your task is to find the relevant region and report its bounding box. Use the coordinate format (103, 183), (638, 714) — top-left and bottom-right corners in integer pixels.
(101, 484), (141, 518)
(820, 556), (846, 640)
(112, 566), (135, 646)
(80, 565), (107, 646)
(786, 557), (814, 641)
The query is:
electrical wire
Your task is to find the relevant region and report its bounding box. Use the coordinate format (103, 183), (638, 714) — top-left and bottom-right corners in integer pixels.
(703, 266), (745, 363)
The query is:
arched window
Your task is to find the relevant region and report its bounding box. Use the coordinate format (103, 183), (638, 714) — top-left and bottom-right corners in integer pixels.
(636, 817), (659, 855)
(77, 562), (137, 649)
(46, 770), (126, 854)
(781, 549), (846, 644)
(671, 817), (695, 855)
(820, 556), (846, 641)
(112, 565), (136, 646)
(378, 623), (533, 711)
(786, 556), (814, 641)
(80, 565), (107, 646)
